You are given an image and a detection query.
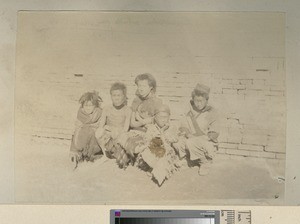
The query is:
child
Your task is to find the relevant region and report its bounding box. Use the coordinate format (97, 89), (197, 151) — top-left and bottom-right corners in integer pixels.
(121, 73), (163, 161)
(95, 82), (132, 167)
(70, 91), (103, 169)
(138, 104), (179, 186)
(130, 73), (163, 131)
(174, 83), (219, 176)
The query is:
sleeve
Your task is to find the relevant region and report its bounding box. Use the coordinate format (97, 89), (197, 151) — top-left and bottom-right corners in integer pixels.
(126, 106), (133, 117)
(91, 107), (103, 128)
(74, 108), (84, 129)
(164, 125), (179, 143)
(74, 119), (83, 130)
(145, 125), (157, 141)
(131, 97), (141, 112)
(178, 115), (192, 134)
(122, 107), (132, 132)
(207, 109), (220, 143)
(98, 106), (108, 128)
(150, 97), (163, 116)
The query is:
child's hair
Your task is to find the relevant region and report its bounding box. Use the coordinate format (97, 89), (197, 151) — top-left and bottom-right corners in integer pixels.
(191, 89), (209, 100)
(134, 73), (157, 93)
(110, 82), (127, 96)
(191, 84), (210, 100)
(154, 104), (171, 116)
(79, 91), (103, 107)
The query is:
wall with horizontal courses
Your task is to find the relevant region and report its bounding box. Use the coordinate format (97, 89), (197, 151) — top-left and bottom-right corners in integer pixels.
(15, 12), (286, 160)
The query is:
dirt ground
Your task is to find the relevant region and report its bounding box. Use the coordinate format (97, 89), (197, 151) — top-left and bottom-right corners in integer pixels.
(14, 134), (285, 205)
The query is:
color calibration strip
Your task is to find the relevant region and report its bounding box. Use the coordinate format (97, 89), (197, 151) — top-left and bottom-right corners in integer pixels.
(111, 209), (251, 224)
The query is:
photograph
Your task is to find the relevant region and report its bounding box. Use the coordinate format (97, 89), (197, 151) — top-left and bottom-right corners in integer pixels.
(15, 11), (285, 204)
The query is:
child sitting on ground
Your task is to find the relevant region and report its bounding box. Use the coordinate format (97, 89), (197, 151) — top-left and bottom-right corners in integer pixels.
(95, 82), (132, 167)
(173, 84), (219, 176)
(137, 104), (180, 186)
(130, 73), (163, 132)
(120, 73), (163, 163)
(70, 91), (103, 169)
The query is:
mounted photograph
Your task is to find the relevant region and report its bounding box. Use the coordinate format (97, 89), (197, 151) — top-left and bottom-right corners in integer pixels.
(15, 11), (285, 204)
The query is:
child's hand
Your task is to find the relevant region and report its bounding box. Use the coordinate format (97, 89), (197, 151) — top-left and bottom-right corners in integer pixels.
(104, 125), (112, 132)
(172, 138), (186, 152)
(135, 112), (143, 122)
(111, 131), (118, 139)
(185, 133), (194, 139)
(179, 127), (190, 133)
(143, 117), (153, 125)
(95, 127), (104, 139)
(200, 135), (210, 141)
(161, 123), (170, 132)
(164, 132), (178, 144)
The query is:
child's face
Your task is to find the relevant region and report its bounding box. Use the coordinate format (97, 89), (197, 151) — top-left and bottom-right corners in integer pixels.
(137, 79), (152, 97)
(82, 101), (95, 114)
(111, 89), (125, 107)
(155, 112), (170, 128)
(193, 95), (208, 111)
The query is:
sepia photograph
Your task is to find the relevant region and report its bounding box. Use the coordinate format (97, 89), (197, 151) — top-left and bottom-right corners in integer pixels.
(15, 11), (285, 204)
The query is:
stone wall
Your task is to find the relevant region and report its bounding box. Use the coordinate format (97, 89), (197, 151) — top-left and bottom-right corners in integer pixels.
(15, 12), (286, 160)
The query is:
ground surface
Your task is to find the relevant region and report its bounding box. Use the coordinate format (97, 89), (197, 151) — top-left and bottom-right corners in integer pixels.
(15, 135), (285, 205)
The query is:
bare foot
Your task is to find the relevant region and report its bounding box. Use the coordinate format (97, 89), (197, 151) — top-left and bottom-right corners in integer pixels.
(70, 155), (78, 170)
(97, 155), (109, 165)
(198, 162), (212, 176)
(175, 158), (189, 170)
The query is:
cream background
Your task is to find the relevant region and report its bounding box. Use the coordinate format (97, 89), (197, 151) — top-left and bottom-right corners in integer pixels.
(0, 0), (299, 222)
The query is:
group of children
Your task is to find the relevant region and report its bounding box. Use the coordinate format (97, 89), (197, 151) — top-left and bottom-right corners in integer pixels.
(69, 73), (219, 186)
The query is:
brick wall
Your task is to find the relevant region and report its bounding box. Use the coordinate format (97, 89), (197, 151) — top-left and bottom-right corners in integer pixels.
(15, 12), (285, 160)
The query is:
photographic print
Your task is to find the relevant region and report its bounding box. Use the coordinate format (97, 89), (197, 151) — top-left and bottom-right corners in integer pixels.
(15, 12), (285, 204)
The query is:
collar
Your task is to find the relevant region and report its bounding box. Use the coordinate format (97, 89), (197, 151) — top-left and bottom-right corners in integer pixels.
(190, 100), (212, 114)
(113, 100), (127, 110)
(136, 90), (154, 101)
